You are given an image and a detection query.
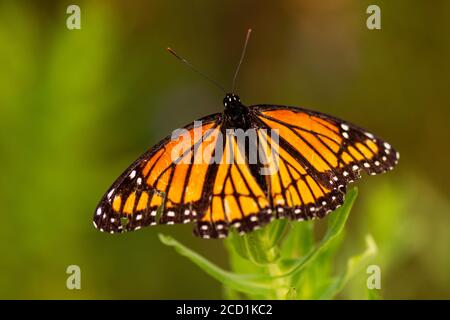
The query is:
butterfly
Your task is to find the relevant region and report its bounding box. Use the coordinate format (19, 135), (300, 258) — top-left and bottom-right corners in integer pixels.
(93, 30), (399, 239)
(93, 91), (399, 239)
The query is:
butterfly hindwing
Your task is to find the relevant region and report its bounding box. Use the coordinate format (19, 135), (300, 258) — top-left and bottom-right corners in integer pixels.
(255, 126), (345, 220)
(192, 125), (348, 239)
(194, 131), (273, 238)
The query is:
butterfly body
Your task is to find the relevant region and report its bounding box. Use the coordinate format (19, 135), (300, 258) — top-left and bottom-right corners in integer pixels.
(93, 93), (399, 239)
(223, 93), (252, 129)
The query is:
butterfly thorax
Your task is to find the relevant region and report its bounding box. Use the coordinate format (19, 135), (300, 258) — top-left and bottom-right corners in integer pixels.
(223, 93), (251, 129)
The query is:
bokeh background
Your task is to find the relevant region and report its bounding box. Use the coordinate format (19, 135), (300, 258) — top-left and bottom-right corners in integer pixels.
(1, 0), (449, 299)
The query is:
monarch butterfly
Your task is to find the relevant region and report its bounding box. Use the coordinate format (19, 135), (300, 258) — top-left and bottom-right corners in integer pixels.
(93, 31), (399, 239)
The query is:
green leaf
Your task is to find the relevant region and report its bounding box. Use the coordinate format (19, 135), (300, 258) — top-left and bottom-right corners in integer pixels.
(281, 220), (314, 258)
(158, 234), (276, 295)
(346, 235), (378, 279)
(226, 230), (250, 260)
(266, 219), (289, 247)
(225, 221), (287, 265)
(224, 231), (265, 276)
(318, 234), (378, 299)
(277, 187), (359, 278)
(242, 231), (280, 265)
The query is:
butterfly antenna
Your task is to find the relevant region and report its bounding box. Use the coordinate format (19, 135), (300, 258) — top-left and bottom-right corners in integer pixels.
(166, 47), (226, 93)
(232, 28), (252, 93)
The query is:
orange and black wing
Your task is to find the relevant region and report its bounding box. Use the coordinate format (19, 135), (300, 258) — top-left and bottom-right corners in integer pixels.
(93, 113), (222, 233)
(247, 105), (399, 217)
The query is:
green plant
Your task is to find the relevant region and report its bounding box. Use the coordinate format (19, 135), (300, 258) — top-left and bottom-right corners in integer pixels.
(160, 188), (378, 299)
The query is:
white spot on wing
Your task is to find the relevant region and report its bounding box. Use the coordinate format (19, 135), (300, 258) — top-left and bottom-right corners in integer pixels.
(107, 189), (114, 199)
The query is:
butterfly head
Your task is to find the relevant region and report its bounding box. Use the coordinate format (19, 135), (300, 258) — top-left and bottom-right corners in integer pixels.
(223, 93), (250, 128)
(223, 93), (241, 109)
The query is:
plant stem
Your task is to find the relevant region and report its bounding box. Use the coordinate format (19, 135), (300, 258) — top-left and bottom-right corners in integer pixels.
(249, 237), (290, 299)
(267, 262), (290, 299)
(242, 225), (291, 299)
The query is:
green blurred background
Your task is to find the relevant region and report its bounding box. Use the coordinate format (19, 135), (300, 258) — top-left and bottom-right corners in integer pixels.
(1, 0), (449, 299)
